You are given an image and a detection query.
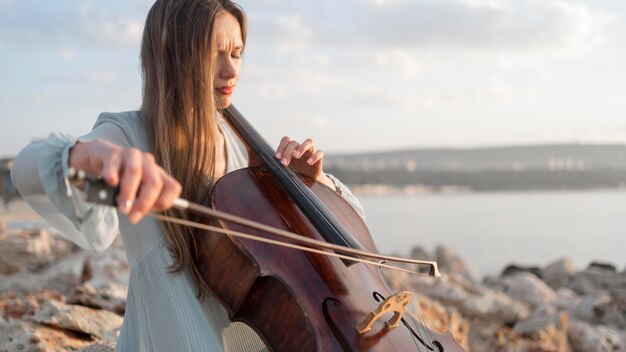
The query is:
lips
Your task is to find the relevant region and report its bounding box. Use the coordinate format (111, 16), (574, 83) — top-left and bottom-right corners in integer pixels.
(216, 85), (234, 95)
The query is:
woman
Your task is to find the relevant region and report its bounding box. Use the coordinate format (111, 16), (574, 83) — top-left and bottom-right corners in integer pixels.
(11, 0), (365, 351)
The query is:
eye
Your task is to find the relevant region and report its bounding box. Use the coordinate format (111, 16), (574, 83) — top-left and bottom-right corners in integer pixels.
(231, 52), (241, 59)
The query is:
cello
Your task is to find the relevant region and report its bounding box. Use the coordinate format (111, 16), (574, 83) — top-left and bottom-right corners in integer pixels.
(192, 105), (465, 351)
(83, 104), (466, 351)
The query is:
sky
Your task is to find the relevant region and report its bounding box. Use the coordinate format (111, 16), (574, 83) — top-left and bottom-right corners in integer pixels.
(1, 0), (626, 157)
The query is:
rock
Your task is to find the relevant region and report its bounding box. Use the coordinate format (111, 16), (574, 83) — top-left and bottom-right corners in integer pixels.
(0, 229), (75, 275)
(531, 301), (558, 317)
(0, 251), (87, 296)
(0, 318), (46, 352)
(0, 317), (92, 352)
(554, 287), (581, 312)
(467, 320), (527, 352)
(409, 246), (433, 274)
(78, 341), (116, 352)
(409, 246), (432, 261)
(543, 258), (577, 289)
(593, 298), (626, 330)
(571, 292), (612, 324)
(568, 321), (623, 352)
(406, 274), (530, 325)
(435, 245), (479, 283)
(72, 282), (127, 315)
(504, 272), (557, 308)
(513, 311), (569, 350)
(569, 269), (621, 296)
(1, 290), (65, 320)
(588, 261), (618, 273)
(33, 300), (123, 340)
(71, 247), (129, 314)
(408, 292), (470, 350)
(501, 264), (542, 279)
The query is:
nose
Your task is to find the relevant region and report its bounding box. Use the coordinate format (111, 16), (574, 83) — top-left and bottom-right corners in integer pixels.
(220, 57), (237, 81)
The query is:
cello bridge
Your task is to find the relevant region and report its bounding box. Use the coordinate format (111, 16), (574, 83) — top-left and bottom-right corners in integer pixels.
(356, 291), (413, 334)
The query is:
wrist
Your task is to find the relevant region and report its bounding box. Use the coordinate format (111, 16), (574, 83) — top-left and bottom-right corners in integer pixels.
(68, 140), (94, 176)
(318, 173), (339, 193)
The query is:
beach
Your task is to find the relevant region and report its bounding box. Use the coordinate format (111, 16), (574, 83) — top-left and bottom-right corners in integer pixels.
(1, 199), (625, 351)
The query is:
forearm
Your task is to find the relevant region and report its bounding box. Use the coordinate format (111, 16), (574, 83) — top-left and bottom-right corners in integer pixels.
(68, 141), (98, 176)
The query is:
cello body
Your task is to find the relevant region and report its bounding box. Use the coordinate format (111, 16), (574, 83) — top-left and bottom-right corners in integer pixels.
(193, 168), (463, 351)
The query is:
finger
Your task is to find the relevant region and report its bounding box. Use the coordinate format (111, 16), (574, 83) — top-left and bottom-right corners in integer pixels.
(116, 148), (143, 214)
(275, 136), (291, 159)
(307, 150), (324, 165)
(281, 141), (301, 166)
(293, 138), (314, 159)
(100, 150), (123, 186)
(129, 158), (163, 223)
(153, 170), (182, 211)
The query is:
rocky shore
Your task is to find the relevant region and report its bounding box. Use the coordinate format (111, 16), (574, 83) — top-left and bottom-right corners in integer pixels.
(384, 247), (626, 351)
(1, 215), (625, 351)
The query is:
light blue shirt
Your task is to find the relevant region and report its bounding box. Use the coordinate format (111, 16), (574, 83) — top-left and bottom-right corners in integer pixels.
(11, 110), (365, 352)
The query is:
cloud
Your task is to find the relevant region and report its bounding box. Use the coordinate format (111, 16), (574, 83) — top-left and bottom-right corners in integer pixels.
(244, 0), (613, 57)
(0, 2), (146, 49)
(58, 48), (76, 61)
(81, 70), (116, 85)
(248, 13), (313, 54)
(239, 0), (616, 102)
(34, 90), (54, 102)
(0, 95), (17, 108)
(77, 5), (143, 48)
(374, 48), (424, 77)
(274, 113), (329, 129)
(349, 0), (614, 55)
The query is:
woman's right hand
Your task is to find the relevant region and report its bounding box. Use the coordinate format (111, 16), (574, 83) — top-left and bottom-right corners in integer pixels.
(69, 139), (182, 224)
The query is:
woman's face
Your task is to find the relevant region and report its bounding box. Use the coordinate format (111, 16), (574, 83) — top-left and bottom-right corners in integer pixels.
(213, 12), (243, 109)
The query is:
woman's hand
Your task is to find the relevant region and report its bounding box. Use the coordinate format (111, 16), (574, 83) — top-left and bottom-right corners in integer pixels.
(274, 137), (335, 190)
(69, 139), (182, 224)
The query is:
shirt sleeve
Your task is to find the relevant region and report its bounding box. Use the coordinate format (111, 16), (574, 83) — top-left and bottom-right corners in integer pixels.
(325, 173), (366, 221)
(10, 114), (134, 252)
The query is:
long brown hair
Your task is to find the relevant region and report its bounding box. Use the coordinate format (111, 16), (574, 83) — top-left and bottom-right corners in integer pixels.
(140, 0), (247, 298)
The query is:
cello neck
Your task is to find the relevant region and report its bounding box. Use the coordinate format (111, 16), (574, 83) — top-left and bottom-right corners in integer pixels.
(221, 105), (365, 253)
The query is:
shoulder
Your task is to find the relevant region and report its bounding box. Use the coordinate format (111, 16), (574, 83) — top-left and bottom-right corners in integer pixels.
(94, 110), (145, 130)
(93, 111), (147, 150)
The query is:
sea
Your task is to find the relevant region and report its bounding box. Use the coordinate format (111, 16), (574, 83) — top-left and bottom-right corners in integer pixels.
(360, 190), (626, 277)
(5, 190), (626, 278)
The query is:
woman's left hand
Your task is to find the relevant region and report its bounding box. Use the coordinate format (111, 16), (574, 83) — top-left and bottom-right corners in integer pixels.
(274, 136), (335, 189)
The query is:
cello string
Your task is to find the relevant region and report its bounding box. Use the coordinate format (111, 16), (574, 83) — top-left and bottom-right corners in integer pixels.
(281, 154), (444, 351)
(278, 154), (440, 350)
(233, 114), (339, 241)
(386, 268), (437, 351)
(387, 282), (431, 352)
(274, 144), (370, 250)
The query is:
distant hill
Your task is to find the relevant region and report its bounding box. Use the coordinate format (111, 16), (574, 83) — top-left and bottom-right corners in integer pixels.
(325, 144), (626, 192)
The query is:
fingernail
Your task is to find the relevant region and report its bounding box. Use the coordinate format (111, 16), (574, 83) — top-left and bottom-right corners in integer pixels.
(118, 200), (132, 214)
(281, 158), (288, 166)
(129, 212), (140, 224)
(293, 150), (300, 157)
(307, 158), (313, 164)
(275, 152), (281, 159)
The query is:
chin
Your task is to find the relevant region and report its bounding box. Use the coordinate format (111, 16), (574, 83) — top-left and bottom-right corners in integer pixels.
(216, 98), (232, 109)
